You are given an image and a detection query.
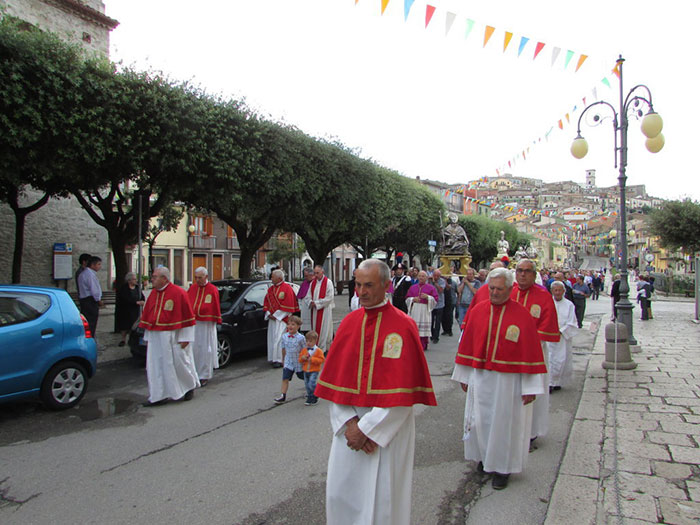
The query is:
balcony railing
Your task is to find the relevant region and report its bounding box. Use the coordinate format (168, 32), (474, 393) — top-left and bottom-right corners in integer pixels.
(227, 237), (240, 250)
(188, 235), (216, 249)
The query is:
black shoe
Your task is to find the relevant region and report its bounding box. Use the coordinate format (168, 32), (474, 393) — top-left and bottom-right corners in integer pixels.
(477, 461), (484, 473)
(549, 386), (554, 394)
(529, 437), (538, 452)
(492, 473), (510, 490)
(553, 386), (561, 391)
(446, 332), (453, 336)
(272, 362), (283, 368)
(274, 394), (286, 404)
(142, 399), (168, 407)
(183, 389), (194, 401)
(200, 379), (208, 387)
(118, 341), (125, 347)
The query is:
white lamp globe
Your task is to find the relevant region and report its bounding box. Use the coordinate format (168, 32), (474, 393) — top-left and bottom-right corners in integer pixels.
(645, 133), (665, 153)
(571, 136), (589, 159)
(641, 111), (663, 138)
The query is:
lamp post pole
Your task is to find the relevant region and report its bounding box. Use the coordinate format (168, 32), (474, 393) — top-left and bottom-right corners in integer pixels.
(570, 56), (664, 347)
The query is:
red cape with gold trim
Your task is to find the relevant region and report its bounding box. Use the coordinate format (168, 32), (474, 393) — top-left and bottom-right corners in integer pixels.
(263, 282), (298, 315)
(139, 283), (196, 331)
(511, 283), (560, 342)
(315, 302), (437, 407)
(456, 298), (546, 374)
(187, 281), (222, 324)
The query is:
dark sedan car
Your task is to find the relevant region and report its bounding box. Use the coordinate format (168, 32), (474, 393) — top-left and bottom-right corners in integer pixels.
(130, 280), (299, 368)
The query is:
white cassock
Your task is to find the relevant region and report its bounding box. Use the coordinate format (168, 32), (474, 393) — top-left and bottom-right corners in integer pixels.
(266, 310), (289, 364)
(299, 297), (312, 331)
(405, 296), (435, 338)
(306, 278), (334, 351)
(326, 403), (415, 525)
(192, 321), (218, 380)
(547, 298), (578, 388)
(452, 364), (545, 474)
(530, 340), (550, 440)
(145, 325), (200, 403)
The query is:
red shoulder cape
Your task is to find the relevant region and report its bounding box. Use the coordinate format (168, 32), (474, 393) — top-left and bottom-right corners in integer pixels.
(139, 283), (196, 331)
(315, 302), (437, 407)
(455, 298), (546, 374)
(263, 282), (299, 315)
(187, 281), (222, 324)
(511, 283), (561, 342)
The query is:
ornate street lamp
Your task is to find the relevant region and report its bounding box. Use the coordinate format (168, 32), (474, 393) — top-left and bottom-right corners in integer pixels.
(570, 56), (664, 346)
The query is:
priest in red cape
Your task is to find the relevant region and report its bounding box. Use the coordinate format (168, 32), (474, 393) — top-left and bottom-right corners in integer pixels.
(187, 267), (222, 386)
(451, 267), (546, 490)
(305, 264), (335, 352)
(263, 269), (299, 367)
(511, 258), (560, 442)
(140, 266), (200, 406)
(315, 259), (436, 525)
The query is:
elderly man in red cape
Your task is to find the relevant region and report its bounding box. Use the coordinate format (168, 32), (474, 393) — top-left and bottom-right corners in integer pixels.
(315, 259), (437, 525)
(187, 267), (222, 386)
(511, 258), (560, 443)
(452, 267), (546, 490)
(305, 264), (335, 352)
(263, 269), (299, 368)
(140, 266), (200, 406)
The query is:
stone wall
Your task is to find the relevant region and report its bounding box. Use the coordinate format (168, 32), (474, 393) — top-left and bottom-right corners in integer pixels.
(0, 0), (115, 56)
(0, 190), (110, 291)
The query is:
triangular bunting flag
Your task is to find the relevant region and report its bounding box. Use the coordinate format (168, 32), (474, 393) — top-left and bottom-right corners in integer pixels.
(564, 50), (574, 69)
(381, 0), (390, 15)
(518, 36), (529, 57)
(565, 113), (570, 123)
(483, 25), (495, 47)
(445, 11), (456, 35)
(558, 120), (563, 130)
(465, 18), (475, 39)
(551, 47), (561, 66)
(601, 78), (611, 88)
(404, 0), (415, 20)
(575, 54), (588, 72)
(503, 31), (513, 52)
(592, 87), (598, 100)
(533, 42), (545, 60)
(612, 61), (620, 78)
(425, 4), (436, 28)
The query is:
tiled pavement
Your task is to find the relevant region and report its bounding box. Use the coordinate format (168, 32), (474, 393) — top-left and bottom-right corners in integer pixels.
(546, 301), (700, 525)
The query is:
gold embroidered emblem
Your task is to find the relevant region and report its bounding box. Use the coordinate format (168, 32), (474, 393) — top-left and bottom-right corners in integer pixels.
(279, 292), (285, 300)
(164, 299), (174, 312)
(382, 333), (403, 359)
(505, 325), (520, 342)
(204, 294), (212, 304)
(530, 304), (541, 318)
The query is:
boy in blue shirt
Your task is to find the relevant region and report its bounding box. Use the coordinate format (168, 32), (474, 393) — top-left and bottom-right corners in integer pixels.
(274, 316), (305, 404)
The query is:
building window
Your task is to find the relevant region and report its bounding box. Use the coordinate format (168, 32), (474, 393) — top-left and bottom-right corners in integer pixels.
(82, 32), (92, 43)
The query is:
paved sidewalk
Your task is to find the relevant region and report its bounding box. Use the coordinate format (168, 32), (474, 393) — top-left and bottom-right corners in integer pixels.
(546, 301), (700, 524)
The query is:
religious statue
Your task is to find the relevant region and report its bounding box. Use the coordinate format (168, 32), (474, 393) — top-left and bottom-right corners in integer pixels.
(441, 213), (470, 255)
(526, 243), (538, 259)
(514, 245), (529, 261)
(496, 231), (509, 257)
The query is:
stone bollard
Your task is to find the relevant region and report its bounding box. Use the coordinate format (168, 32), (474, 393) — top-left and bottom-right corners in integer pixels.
(602, 322), (637, 370)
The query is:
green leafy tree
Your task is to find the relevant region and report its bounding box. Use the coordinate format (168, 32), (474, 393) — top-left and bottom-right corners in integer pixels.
(459, 215), (527, 268)
(649, 199), (700, 255)
(0, 17), (83, 282)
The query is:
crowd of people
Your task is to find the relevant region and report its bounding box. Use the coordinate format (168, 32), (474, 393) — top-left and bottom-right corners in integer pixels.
(119, 255), (655, 523)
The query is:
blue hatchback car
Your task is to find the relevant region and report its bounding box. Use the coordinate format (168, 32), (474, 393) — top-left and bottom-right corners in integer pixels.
(0, 285), (97, 410)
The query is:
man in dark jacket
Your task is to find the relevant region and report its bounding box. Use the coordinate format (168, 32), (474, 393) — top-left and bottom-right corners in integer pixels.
(391, 263), (413, 313)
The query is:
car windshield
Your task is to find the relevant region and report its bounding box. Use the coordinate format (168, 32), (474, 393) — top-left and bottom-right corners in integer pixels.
(218, 284), (246, 311)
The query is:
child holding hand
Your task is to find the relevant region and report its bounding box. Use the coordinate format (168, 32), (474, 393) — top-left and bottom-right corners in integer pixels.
(298, 330), (325, 406)
(274, 316), (305, 404)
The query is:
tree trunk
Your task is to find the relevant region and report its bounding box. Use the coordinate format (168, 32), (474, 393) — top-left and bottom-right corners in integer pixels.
(8, 190), (50, 284)
(11, 210), (27, 284)
(307, 246), (331, 269)
(110, 230), (130, 291)
(238, 244), (257, 279)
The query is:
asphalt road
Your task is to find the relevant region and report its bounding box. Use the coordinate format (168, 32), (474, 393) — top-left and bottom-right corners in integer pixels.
(0, 298), (608, 525)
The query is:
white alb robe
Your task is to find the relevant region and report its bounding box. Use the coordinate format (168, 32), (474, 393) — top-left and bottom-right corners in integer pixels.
(266, 312), (288, 364)
(548, 298), (578, 387)
(192, 320), (219, 380)
(299, 297), (312, 331)
(405, 296), (435, 338)
(306, 278), (334, 351)
(326, 403), (415, 525)
(145, 325), (200, 403)
(530, 340), (550, 439)
(452, 364), (544, 474)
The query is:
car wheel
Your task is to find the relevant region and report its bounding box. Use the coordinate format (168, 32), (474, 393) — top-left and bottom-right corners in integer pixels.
(217, 334), (233, 368)
(40, 361), (89, 410)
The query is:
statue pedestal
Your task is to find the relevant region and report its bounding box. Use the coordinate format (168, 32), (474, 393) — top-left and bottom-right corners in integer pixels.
(493, 255), (515, 269)
(438, 254), (472, 277)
